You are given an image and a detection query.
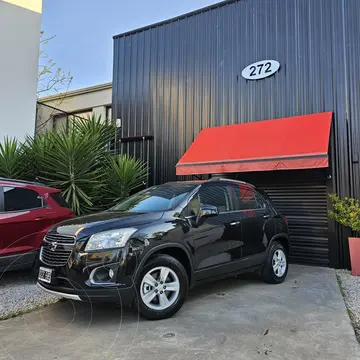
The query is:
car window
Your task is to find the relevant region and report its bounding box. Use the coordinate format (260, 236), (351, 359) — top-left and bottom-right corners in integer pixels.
(198, 184), (232, 214)
(232, 185), (266, 210)
(255, 193), (267, 209)
(186, 194), (201, 217)
(110, 183), (197, 212)
(257, 189), (276, 210)
(50, 192), (69, 208)
(3, 187), (43, 212)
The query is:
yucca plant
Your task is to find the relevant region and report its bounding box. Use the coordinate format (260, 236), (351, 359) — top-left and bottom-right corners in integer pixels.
(102, 154), (148, 207)
(1, 116), (145, 215)
(24, 116), (115, 215)
(21, 131), (53, 181)
(73, 114), (115, 149)
(0, 137), (27, 179)
(37, 129), (107, 215)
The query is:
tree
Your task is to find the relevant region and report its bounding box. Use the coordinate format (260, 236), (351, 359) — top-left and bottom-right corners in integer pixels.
(37, 31), (73, 97)
(36, 31), (73, 133)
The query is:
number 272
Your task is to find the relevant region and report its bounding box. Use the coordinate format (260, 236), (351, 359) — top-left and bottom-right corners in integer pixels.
(249, 62), (272, 76)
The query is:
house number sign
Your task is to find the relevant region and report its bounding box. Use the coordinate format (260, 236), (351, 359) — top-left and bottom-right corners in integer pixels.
(241, 60), (280, 80)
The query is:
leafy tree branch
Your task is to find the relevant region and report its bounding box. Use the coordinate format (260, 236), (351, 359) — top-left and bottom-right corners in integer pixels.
(37, 31), (73, 97)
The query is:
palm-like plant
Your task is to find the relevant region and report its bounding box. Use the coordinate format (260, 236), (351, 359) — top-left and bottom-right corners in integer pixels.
(38, 130), (105, 215)
(23, 116), (115, 215)
(22, 131), (53, 181)
(1, 116), (146, 215)
(73, 115), (115, 145)
(103, 154), (148, 207)
(0, 137), (26, 179)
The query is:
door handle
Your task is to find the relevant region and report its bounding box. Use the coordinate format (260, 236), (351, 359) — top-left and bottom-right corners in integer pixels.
(263, 214), (270, 219)
(230, 221), (240, 226)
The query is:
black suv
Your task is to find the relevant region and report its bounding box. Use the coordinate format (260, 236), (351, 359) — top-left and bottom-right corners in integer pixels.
(37, 178), (289, 320)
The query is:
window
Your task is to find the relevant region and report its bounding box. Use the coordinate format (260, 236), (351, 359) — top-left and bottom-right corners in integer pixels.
(50, 192), (69, 208)
(52, 110), (93, 133)
(110, 183), (197, 213)
(53, 114), (67, 132)
(186, 194), (201, 217)
(71, 110), (93, 120)
(233, 186), (265, 210)
(68, 109), (93, 130)
(106, 106), (112, 122)
(3, 187), (43, 211)
(198, 184), (232, 214)
(255, 193), (266, 209)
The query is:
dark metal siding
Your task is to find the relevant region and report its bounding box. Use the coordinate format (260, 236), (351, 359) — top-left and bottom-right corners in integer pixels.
(113, 0), (360, 268)
(238, 170), (329, 266)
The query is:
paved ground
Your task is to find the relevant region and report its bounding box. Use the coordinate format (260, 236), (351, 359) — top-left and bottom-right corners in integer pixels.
(0, 265), (358, 360)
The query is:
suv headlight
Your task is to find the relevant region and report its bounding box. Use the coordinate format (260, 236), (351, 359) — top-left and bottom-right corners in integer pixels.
(85, 228), (137, 251)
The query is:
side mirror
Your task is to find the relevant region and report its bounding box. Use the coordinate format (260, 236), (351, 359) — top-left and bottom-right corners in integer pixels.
(198, 205), (218, 221)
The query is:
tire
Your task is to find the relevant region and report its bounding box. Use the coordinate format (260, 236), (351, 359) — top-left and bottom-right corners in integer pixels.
(262, 241), (289, 284)
(135, 254), (189, 320)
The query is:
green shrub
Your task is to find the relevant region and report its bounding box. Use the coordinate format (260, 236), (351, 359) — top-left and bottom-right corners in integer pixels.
(0, 137), (27, 179)
(73, 115), (115, 146)
(328, 194), (360, 232)
(102, 154), (148, 207)
(1, 116), (148, 215)
(36, 130), (106, 215)
(22, 131), (53, 181)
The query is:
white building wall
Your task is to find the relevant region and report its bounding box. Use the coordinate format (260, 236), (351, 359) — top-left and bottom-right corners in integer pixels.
(37, 83), (112, 133)
(0, 0), (42, 142)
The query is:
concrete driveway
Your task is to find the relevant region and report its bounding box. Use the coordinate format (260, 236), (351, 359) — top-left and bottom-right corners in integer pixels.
(0, 265), (358, 360)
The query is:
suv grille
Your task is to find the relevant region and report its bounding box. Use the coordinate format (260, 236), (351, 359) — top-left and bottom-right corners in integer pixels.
(44, 233), (75, 245)
(40, 247), (72, 267)
(40, 233), (75, 267)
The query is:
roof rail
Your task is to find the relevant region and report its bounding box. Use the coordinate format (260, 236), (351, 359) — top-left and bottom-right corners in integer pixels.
(0, 178), (48, 187)
(207, 177), (255, 187)
(225, 179), (255, 187)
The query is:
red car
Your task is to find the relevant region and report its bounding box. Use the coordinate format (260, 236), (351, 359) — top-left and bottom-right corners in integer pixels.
(0, 178), (74, 273)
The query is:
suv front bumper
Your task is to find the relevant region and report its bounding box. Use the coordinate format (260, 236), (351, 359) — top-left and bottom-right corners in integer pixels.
(37, 280), (136, 305)
(37, 245), (139, 306)
(37, 282), (82, 301)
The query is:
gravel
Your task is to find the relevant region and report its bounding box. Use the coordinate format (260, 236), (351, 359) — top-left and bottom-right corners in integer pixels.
(0, 270), (59, 320)
(336, 269), (360, 342)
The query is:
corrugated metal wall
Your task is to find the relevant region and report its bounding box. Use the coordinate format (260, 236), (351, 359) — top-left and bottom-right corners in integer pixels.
(113, 0), (360, 268)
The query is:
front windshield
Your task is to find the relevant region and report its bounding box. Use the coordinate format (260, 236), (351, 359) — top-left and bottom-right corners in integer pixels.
(110, 183), (197, 212)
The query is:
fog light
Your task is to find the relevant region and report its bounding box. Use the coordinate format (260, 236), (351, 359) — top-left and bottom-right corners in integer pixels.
(109, 269), (115, 278)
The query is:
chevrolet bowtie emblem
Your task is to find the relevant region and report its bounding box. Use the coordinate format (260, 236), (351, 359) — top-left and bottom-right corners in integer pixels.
(50, 242), (58, 252)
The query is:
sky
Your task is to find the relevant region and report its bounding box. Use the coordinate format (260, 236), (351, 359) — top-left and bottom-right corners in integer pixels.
(41, 0), (220, 92)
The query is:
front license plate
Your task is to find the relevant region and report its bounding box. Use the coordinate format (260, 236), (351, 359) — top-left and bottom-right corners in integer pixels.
(38, 267), (53, 283)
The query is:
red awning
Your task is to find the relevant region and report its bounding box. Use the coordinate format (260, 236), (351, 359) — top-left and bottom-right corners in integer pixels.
(176, 112), (332, 175)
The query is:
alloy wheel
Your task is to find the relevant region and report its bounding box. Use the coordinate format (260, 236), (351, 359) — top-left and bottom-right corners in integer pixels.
(272, 249), (287, 277)
(140, 266), (180, 310)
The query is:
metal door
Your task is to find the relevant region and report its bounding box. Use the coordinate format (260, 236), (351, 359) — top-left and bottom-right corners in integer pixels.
(239, 170), (329, 266)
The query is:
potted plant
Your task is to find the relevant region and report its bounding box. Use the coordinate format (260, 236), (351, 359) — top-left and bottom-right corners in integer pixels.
(329, 194), (360, 275)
